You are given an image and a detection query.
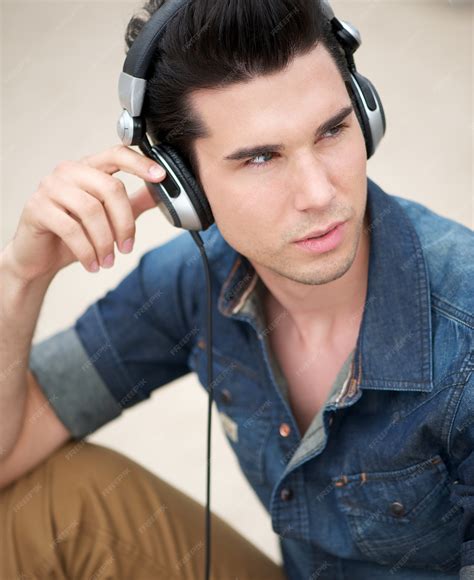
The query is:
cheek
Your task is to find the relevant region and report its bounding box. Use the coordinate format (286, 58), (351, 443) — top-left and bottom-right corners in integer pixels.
(199, 174), (251, 239)
(205, 172), (270, 223)
(195, 151), (267, 237)
(351, 126), (368, 167)
(333, 132), (366, 177)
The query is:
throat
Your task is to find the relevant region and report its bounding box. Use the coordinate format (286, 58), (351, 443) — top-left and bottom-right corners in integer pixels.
(262, 290), (360, 438)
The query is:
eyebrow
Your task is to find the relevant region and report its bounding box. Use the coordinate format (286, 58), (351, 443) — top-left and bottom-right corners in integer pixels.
(222, 104), (354, 162)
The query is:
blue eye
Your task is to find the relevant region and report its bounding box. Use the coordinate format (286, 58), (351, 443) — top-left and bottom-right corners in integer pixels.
(245, 151), (274, 168)
(244, 122), (349, 170)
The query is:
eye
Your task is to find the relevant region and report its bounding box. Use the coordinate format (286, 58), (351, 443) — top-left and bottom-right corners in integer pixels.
(244, 151), (275, 169)
(244, 122), (349, 170)
(324, 122), (348, 140)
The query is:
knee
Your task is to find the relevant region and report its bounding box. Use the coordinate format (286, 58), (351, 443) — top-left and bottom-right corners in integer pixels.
(29, 438), (168, 551)
(45, 439), (148, 501)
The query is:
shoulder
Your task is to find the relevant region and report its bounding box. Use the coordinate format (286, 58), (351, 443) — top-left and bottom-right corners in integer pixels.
(141, 222), (235, 277)
(391, 193), (474, 322)
(138, 223), (238, 321)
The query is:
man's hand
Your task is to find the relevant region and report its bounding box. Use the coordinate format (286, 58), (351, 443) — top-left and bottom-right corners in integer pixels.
(4, 144), (166, 282)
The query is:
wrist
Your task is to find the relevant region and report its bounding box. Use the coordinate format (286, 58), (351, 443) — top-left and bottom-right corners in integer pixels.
(1, 241), (55, 291)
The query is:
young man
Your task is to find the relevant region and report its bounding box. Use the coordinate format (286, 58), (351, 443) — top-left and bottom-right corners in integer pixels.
(1, 1), (473, 579)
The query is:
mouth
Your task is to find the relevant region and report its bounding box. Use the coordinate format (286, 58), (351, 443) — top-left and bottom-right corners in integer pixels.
(292, 221), (347, 254)
(294, 221), (345, 242)
(307, 225), (338, 239)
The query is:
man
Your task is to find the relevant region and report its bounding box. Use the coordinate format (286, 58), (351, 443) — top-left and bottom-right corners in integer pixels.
(1, 0), (473, 578)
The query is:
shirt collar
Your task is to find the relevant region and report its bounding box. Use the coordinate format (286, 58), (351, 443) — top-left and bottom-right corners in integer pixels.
(215, 176), (434, 393)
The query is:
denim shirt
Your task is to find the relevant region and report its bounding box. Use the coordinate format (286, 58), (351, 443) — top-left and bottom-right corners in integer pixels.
(29, 177), (474, 580)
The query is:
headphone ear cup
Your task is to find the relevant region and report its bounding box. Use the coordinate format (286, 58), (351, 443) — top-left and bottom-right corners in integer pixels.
(348, 71), (386, 159)
(347, 72), (373, 158)
(365, 77), (386, 136)
(149, 143), (215, 231)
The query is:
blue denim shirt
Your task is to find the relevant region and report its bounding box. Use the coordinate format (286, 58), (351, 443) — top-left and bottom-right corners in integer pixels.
(29, 176), (474, 580)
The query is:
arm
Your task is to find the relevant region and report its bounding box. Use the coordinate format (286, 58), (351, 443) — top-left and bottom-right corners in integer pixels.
(1, 229), (199, 481)
(0, 244), (56, 462)
(0, 369), (71, 491)
(1, 145), (166, 461)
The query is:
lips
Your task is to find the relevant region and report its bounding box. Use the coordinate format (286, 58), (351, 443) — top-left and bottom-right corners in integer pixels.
(311, 226), (337, 238)
(295, 221), (344, 242)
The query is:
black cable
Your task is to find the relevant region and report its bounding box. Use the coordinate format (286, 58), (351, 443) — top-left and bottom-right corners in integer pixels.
(189, 230), (213, 580)
(138, 135), (214, 579)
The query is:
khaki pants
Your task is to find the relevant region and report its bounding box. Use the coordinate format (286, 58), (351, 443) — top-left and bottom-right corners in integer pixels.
(0, 440), (287, 580)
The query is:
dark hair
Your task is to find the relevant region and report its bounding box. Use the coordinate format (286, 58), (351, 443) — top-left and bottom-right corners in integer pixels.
(124, 0), (357, 184)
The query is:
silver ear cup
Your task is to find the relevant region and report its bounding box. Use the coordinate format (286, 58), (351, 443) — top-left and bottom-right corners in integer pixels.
(143, 180), (181, 227)
(349, 71), (386, 158)
(144, 151), (204, 230)
(320, 3), (386, 159)
(145, 144), (214, 231)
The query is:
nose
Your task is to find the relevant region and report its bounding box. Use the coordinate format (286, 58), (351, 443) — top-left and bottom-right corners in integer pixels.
(288, 151), (336, 211)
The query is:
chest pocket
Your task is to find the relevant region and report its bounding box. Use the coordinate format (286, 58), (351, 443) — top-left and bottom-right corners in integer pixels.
(332, 454), (462, 573)
(189, 341), (272, 487)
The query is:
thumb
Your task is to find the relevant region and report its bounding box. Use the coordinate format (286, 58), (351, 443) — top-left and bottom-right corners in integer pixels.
(130, 183), (159, 220)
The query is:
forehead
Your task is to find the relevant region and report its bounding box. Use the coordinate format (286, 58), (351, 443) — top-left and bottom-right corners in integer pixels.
(189, 42), (348, 148)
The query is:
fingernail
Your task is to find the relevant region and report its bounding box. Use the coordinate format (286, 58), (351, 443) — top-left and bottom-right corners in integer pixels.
(121, 238), (134, 254)
(149, 164), (165, 179)
(102, 253), (115, 268)
(89, 260), (99, 273)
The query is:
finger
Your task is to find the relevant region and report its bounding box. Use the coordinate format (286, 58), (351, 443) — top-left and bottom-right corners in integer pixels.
(129, 184), (159, 220)
(79, 144), (166, 181)
(36, 199), (100, 273)
(54, 164), (136, 255)
(47, 180), (116, 268)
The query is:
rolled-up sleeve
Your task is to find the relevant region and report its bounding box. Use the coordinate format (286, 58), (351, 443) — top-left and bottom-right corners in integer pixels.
(29, 231), (200, 440)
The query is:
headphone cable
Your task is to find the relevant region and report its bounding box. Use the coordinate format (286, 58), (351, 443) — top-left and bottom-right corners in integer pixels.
(189, 230), (213, 580)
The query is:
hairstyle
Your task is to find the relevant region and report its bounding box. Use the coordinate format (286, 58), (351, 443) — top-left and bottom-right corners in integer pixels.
(124, 0), (359, 184)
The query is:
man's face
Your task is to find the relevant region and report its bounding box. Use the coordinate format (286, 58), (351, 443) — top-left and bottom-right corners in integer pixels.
(190, 41), (368, 286)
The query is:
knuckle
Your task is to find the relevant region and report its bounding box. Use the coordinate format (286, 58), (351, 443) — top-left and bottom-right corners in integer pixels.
(30, 189), (44, 205)
(111, 143), (126, 156)
(62, 221), (80, 239)
(37, 174), (52, 192)
(54, 159), (73, 173)
(110, 178), (126, 196)
(82, 198), (102, 219)
(25, 193), (40, 214)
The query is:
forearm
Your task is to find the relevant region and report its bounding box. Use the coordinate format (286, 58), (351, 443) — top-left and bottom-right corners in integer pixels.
(0, 242), (55, 461)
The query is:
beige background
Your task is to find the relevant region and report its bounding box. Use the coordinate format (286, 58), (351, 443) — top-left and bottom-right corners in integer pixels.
(1, 0), (473, 565)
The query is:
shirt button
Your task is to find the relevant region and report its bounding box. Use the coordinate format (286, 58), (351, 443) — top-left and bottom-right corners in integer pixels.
(280, 487), (293, 501)
(220, 388), (232, 404)
(328, 416), (334, 426)
(390, 501), (405, 517)
(279, 422), (291, 437)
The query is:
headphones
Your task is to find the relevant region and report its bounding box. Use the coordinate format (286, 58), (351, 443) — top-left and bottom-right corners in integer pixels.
(116, 2), (386, 578)
(117, 0), (386, 233)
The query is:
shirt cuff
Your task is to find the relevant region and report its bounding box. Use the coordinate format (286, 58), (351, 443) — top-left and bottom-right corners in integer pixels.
(28, 327), (123, 439)
(461, 564), (474, 580)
